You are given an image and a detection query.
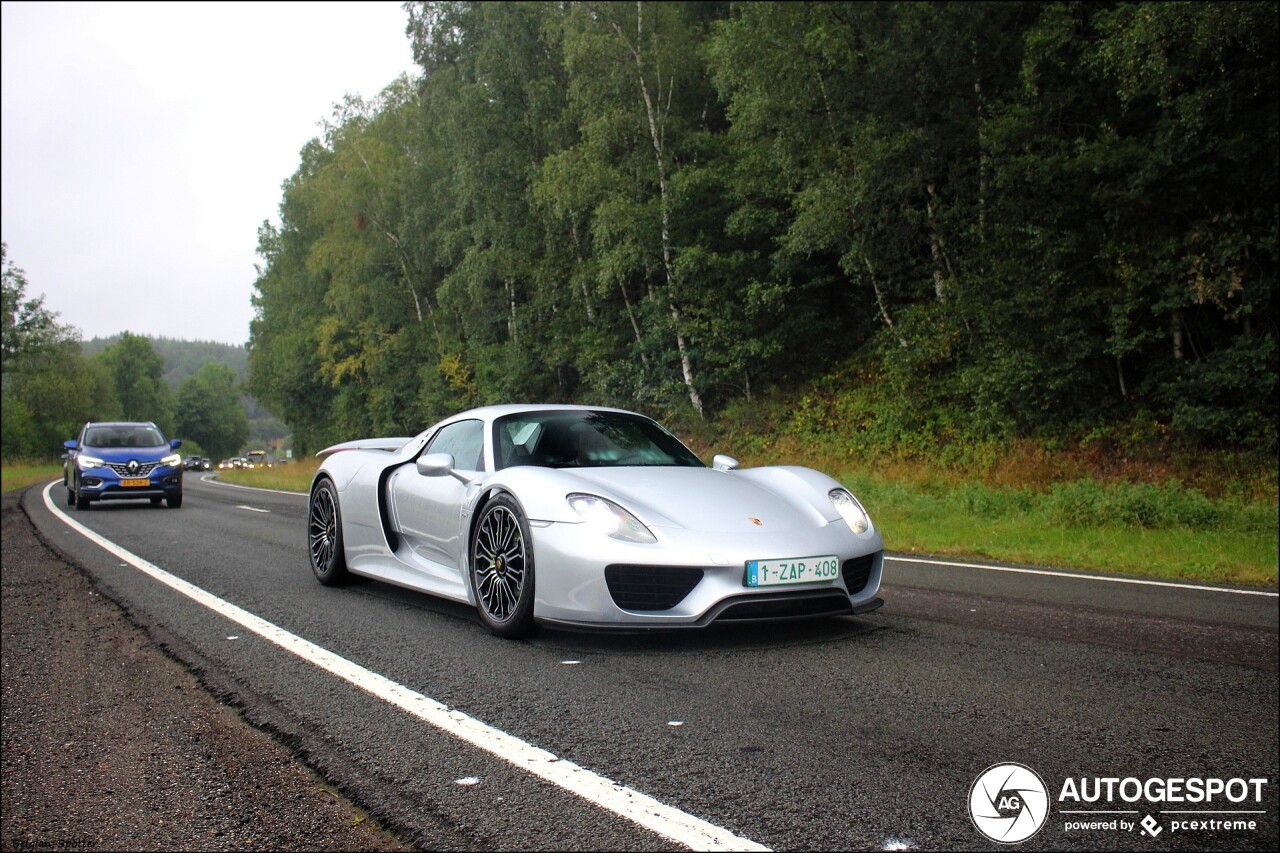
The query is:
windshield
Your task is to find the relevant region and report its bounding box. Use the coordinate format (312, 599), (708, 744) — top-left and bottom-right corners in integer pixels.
(83, 425), (166, 448)
(493, 411), (704, 470)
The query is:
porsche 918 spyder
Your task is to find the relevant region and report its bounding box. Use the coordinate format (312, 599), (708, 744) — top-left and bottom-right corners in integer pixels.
(308, 405), (884, 638)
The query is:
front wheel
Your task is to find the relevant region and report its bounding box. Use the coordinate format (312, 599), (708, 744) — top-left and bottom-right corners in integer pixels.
(470, 494), (538, 639)
(308, 479), (351, 586)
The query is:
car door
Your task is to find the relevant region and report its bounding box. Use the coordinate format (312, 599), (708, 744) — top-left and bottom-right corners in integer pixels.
(387, 419), (485, 597)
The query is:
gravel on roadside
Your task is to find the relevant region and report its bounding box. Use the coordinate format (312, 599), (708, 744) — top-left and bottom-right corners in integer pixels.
(1, 489), (412, 852)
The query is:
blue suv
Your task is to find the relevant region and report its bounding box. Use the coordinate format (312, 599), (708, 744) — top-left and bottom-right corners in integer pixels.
(65, 421), (184, 509)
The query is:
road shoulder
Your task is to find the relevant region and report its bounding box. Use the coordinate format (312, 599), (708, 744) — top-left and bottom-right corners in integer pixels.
(1, 488), (410, 852)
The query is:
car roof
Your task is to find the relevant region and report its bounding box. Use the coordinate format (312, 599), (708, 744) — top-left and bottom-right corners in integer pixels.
(85, 420), (159, 428)
(445, 403), (640, 422)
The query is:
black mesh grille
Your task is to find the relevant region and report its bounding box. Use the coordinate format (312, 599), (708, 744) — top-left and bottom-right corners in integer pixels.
(605, 565), (704, 611)
(842, 552), (878, 593)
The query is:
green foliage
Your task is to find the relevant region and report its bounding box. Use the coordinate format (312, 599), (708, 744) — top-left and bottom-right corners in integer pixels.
(176, 363), (251, 460)
(246, 1), (1275, 460)
(92, 332), (175, 433)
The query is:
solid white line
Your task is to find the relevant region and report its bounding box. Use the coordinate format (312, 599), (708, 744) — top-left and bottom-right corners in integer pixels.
(39, 483), (767, 852)
(236, 505), (271, 514)
(885, 555), (1278, 598)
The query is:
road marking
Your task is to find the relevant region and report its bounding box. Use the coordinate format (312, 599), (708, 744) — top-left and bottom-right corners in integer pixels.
(886, 555), (1278, 598)
(40, 484), (767, 852)
(236, 505), (271, 514)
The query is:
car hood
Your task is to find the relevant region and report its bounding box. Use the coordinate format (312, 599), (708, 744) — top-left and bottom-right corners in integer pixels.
(562, 466), (838, 533)
(82, 446), (171, 462)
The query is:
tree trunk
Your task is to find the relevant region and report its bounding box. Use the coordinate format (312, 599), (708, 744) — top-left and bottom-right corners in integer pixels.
(615, 2), (704, 417)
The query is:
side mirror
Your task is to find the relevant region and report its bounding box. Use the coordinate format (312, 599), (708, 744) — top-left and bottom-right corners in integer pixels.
(64, 440), (78, 451)
(171, 438), (183, 449)
(416, 452), (455, 477)
(712, 454), (740, 471)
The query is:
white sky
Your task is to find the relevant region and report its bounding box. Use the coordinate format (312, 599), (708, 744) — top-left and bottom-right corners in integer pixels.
(1, 0), (419, 346)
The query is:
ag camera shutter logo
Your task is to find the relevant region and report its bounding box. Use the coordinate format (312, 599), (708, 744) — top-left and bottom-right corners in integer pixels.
(969, 763), (1050, 844)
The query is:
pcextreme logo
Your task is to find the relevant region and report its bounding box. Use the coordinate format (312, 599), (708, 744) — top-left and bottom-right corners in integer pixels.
(969, 764), (1272, 844)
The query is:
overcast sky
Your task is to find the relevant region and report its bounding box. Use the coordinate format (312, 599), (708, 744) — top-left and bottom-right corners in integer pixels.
(2, 1), (419, 346)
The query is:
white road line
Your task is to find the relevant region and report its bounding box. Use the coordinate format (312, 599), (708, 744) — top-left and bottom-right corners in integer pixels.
(39, 483), (768, 852)
(886, 555), (1278, 598)
(236, 505), (271, 514)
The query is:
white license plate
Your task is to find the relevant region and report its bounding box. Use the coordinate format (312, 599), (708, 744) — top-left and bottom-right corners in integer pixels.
(745, 555), (840, 587)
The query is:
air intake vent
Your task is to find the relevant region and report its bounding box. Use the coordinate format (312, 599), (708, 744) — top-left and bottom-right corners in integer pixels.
(605, 565), (704, 611)
(842, 552), (879, 593)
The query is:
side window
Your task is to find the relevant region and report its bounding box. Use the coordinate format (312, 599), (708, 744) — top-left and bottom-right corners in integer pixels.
(424, 419), (485, 472)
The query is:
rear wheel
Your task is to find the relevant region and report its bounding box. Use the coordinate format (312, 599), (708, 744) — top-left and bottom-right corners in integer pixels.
(470, 494), (538, 639)
(308, 479), (350, 586)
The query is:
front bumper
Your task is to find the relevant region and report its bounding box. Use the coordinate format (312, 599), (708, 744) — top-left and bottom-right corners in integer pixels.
(77, 467), (183, 502)
(528, 519), (884, 628)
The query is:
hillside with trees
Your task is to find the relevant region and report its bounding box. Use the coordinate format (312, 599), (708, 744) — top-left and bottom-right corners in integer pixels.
(2, 253), (279, 461)
(247, 1), (1275, 462)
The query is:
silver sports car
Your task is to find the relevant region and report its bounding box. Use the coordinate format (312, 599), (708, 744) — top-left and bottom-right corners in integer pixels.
(308, 404), (884, 638)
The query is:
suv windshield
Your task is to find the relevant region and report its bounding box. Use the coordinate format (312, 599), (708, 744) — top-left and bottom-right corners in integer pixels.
(493, 410), (703, 470)
(83, 425), (166, 448)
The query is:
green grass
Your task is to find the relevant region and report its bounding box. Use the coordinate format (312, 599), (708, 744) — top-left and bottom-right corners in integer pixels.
(216, 460), (320, 493)
(842, 470), (1276, 587)
(1, 463), (63, 495)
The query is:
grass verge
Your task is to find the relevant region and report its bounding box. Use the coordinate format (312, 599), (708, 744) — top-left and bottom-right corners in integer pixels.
(1, 464), (63, 496)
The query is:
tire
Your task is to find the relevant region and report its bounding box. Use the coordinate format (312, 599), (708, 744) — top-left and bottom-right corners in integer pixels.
(470, 493), (538, 639)
(73, 478), (89, 511)
(167, 493), (182, 508)
(308, 479), (351, 586)
(66, 486), (74, 507)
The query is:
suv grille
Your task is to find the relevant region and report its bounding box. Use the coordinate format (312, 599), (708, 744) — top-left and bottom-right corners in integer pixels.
(605, 565), (704, 611)
(106, 461), (159, 477)
(842, 552), (879, 593)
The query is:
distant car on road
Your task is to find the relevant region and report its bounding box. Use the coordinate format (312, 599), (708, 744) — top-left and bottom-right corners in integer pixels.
(245, 450), (272, 468)
(64, 421), (183, 509)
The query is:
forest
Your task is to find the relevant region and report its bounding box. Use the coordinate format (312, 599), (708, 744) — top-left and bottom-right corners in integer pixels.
(0, 254), (275, 463)
(29, 3), (1241, 463)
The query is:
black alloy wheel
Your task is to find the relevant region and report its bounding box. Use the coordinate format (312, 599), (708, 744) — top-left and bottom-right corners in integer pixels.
(470, 493), (538, 639)
(308, 479), (350, 585)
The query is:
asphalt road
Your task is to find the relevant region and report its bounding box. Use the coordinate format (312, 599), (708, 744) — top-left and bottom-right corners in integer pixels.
(19, 474), (1279, 851)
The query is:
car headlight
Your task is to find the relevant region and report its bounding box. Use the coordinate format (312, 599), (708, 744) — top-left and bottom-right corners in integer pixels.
(76, 454), (105, 470)
(567, 493), (656, 543)
(162, 453), (181, 468)
(829, 489), (872, 536)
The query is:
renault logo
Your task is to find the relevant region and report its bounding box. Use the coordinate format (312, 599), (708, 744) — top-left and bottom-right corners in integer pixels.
(127, 459), (139, 474)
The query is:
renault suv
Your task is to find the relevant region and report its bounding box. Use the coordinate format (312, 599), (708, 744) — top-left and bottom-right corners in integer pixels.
(65, 422), (184, 509)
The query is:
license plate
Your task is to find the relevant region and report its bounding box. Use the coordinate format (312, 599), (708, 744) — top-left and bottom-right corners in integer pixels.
(745, 555), (840, 587)
(121, 478), (150, 487)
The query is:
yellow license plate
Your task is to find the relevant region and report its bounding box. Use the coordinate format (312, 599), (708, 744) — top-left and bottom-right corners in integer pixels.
(121, 478), (150, 487)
